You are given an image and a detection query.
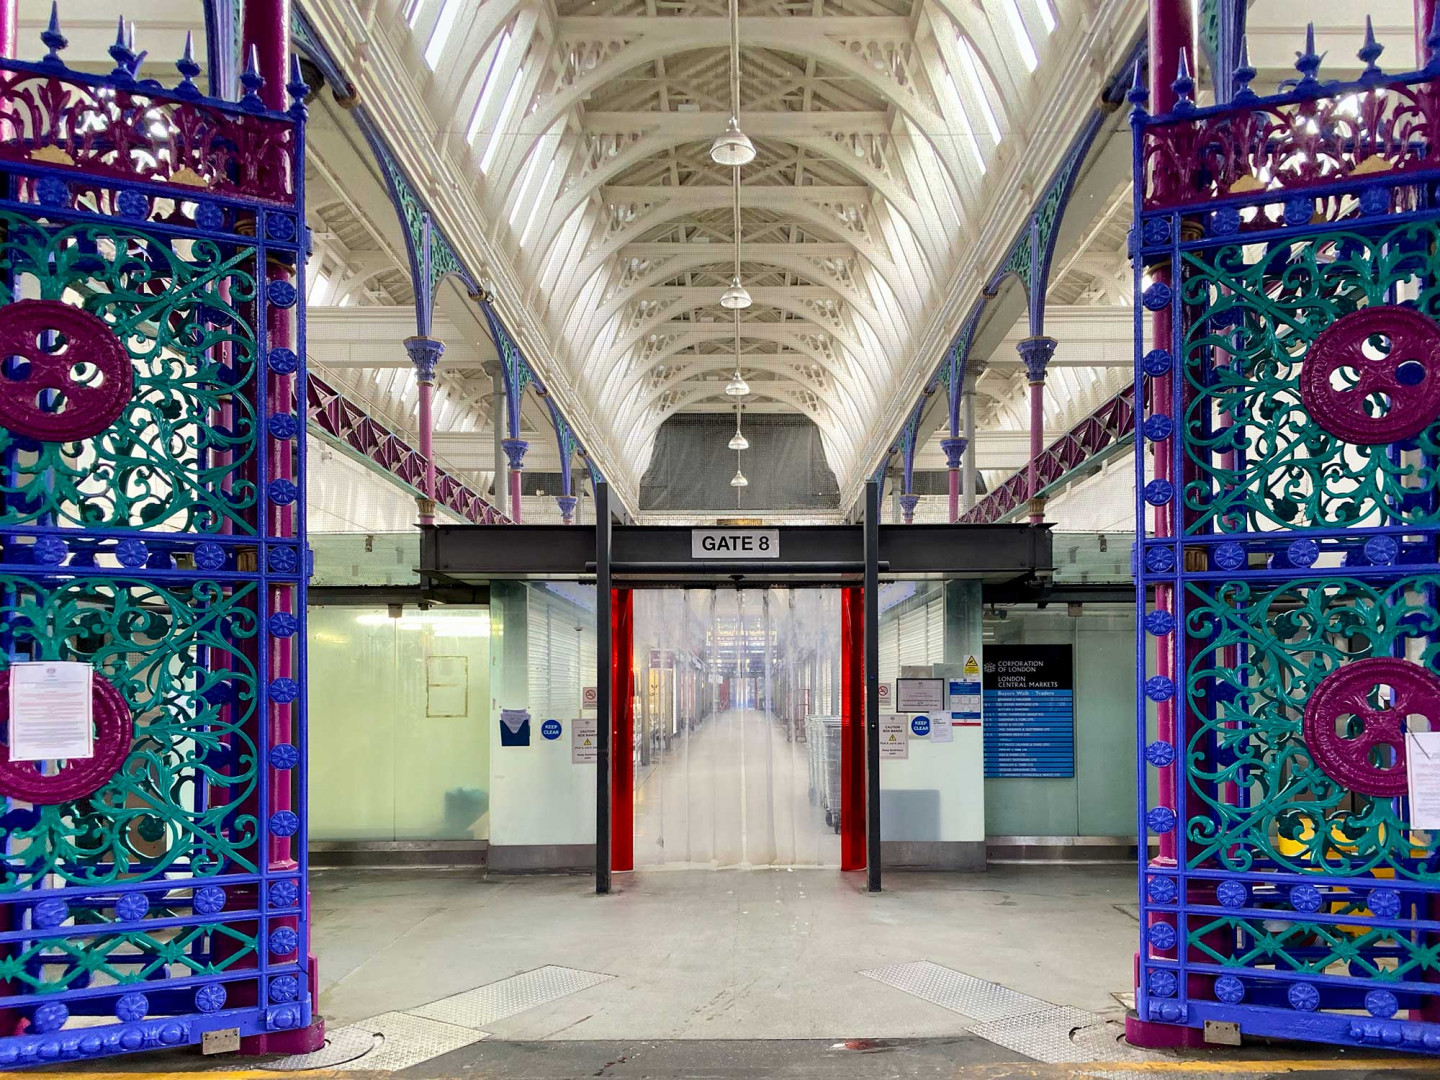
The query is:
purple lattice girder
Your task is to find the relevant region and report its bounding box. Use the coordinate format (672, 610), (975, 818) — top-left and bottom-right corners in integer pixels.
(960, 384), (1141, 524)
(1302, 656), (1440, 798)
(1298, 305), (1440, 446)
(0, 299), (133, 442)
(306, 372), (511, 524)
(0, 670), (133, 804)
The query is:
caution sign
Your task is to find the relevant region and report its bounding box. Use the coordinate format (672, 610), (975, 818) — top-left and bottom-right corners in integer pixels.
(879, 714), (909, 759)
(948, 653), (983, 725)
(572, 716), (599, 763)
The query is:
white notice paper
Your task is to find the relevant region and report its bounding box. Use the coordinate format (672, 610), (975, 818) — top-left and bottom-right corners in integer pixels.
(572, 717), (599, 764)
(1406, 732), (1440, 828)
(9, 662), (93, 762)
(879, 714), (909, 759)
(930, 715), (954, 744)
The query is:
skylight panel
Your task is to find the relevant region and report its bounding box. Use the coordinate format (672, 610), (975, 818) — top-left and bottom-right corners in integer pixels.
(1038, 0), (1057, 34)
(942, 74), (986, 174)
(466, 31), (513, 144)
(404, 0), (426, 30)
(999, 0), (1038, 71)
(423, 0), (463, 69)
(520, 158), (559, 248)
(480, 77), (525, 175)
(509, 146), (545, 229)
(957, 37), (1002, 143)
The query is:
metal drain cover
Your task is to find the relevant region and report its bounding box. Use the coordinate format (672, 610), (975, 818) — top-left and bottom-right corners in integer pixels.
(258, 1026), (380, 1071)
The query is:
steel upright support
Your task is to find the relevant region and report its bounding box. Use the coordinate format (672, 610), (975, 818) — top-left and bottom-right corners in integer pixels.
(864, 479), (881, 892)
(595, 483), (613, 895)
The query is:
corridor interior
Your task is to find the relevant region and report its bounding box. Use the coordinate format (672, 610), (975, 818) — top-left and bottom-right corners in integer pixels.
(631, 588), (842, 870)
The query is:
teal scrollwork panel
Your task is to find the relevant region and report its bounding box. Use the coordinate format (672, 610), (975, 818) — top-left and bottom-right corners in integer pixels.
(1180, 221), (1440, 535)
(0, 23), (313, 1067)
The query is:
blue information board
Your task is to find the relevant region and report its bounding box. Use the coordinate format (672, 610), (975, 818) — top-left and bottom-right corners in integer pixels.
(982, 645), (1074, 778)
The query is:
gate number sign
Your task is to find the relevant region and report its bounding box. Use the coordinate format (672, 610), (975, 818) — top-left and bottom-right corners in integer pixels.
(691, 529), (780, 559)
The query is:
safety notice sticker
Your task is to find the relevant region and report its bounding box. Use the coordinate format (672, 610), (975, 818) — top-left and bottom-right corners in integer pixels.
(572, 717), (598, 763)
(880, 714), (909, 759)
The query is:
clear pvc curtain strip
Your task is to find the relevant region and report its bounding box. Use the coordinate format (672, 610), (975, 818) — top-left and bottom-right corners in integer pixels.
(630, 589), (842, 868)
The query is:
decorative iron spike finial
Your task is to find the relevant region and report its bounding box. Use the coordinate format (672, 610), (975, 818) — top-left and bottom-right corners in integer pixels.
(240, 45), (265, 110)
(287, 54), (310, 109)
(175, 31), (201, 95)
(1171, 48), (1195, 113)
(1357, 15), (1384, 81)
(108, 16), (136, 82)
(40, 2), (67, 66)
(1233, 35), (1257, 102)
(1294, 23), (1324, 91)
(1127, 59), (1148, 115)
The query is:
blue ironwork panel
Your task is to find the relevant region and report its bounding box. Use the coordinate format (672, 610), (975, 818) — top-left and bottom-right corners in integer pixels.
(0, 26), (311, 1066)
(1132, 40), (1440, 1055)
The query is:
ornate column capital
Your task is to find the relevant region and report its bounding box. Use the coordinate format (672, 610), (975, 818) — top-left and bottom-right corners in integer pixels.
(939, 437), (968, 470)
(415, 496), (436, 520)
(403, 335), (445, 383)
(556, 494), (578, 524)
(1027, 496), (1047, 520)
(899, 492), (920, 524)
(1016, 335), (1058, 383)
(501, 438), (529, 470)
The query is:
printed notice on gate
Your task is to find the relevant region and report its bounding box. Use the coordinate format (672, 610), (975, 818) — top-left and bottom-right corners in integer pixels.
(880, 714), (909, 759)
(1406, 732), (1440, 828)
(9, 661), (93, 762)
(572, 717), (599, 764)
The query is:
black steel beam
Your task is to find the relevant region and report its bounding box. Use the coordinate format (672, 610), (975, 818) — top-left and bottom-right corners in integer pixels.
(864, 480), (881, 893)
(421, 522), (1054, 583)
(595, 485), (612, 896)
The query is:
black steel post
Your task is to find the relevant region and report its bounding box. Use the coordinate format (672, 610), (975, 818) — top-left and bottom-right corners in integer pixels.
(596, 482), (612, 895)
(864, 479), (882, 892)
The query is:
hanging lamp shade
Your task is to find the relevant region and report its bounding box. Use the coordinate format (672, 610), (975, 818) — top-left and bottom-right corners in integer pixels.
(719, 276), (752, 310)
(725, 371), (750, 397)
(730, 467), (749, 488)
(710, 116), (755, 167)
(728, 428), (749, 451)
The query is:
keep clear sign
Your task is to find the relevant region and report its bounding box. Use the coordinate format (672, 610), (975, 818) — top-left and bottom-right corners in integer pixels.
(880, 714), (909, 759)
(572, 717), (599, 764)
(9, 661), (93, 761)
(691, 529), (780, 559)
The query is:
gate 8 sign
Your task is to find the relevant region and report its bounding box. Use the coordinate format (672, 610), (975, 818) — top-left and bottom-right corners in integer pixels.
(690, 529), (780, 559)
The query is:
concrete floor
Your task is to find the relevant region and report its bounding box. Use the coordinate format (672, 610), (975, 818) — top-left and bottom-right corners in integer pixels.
(32, 865), (1429, 1078)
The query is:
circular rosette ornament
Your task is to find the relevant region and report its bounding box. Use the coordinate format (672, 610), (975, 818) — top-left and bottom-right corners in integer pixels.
(1302, 656), (1440, 797)
(0, 669), (133, 803)
(1299, 305), (1440, 445)
(0, 299), (134, 442)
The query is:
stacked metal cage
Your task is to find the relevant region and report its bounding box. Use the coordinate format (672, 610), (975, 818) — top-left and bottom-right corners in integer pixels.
(805, 715), (843, 833)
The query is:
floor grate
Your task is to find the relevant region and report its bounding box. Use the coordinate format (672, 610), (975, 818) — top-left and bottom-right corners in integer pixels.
(859, 960), (1051, 1022)
(410, 964), (614, 1030)
(331, 1012), (487, 1073)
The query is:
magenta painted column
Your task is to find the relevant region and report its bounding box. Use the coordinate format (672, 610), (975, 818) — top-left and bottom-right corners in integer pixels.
(1016, 337), (1056, 525)
(502, 439), (528, 523)
(940, 437), (966, 523)
(243, 0), (291, 110)
(1419, 0), (1437, 65)
(405, 337), (446, 526)
(0, 0), (15, 60)
(242, 0), (324, 1056)
(1127, 0), (1202, 1052)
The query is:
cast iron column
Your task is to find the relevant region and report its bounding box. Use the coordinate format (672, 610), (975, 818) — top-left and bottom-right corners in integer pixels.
(492, 368), (508, 517)
(405, 336), (444, 526)
(1017, 336), (1057, 524)
(962, 373), (977, 512)
(940, 437), (966, 523)
(503, 438), (528, 523)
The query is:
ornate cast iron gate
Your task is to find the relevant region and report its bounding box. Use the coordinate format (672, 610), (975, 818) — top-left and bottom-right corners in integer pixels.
(1133, 40), (1440, 1053)
(0, 25), (312, 1066)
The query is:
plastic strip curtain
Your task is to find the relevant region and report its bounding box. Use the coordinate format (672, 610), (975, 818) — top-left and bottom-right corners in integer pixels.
(629, 589), (841, 868)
